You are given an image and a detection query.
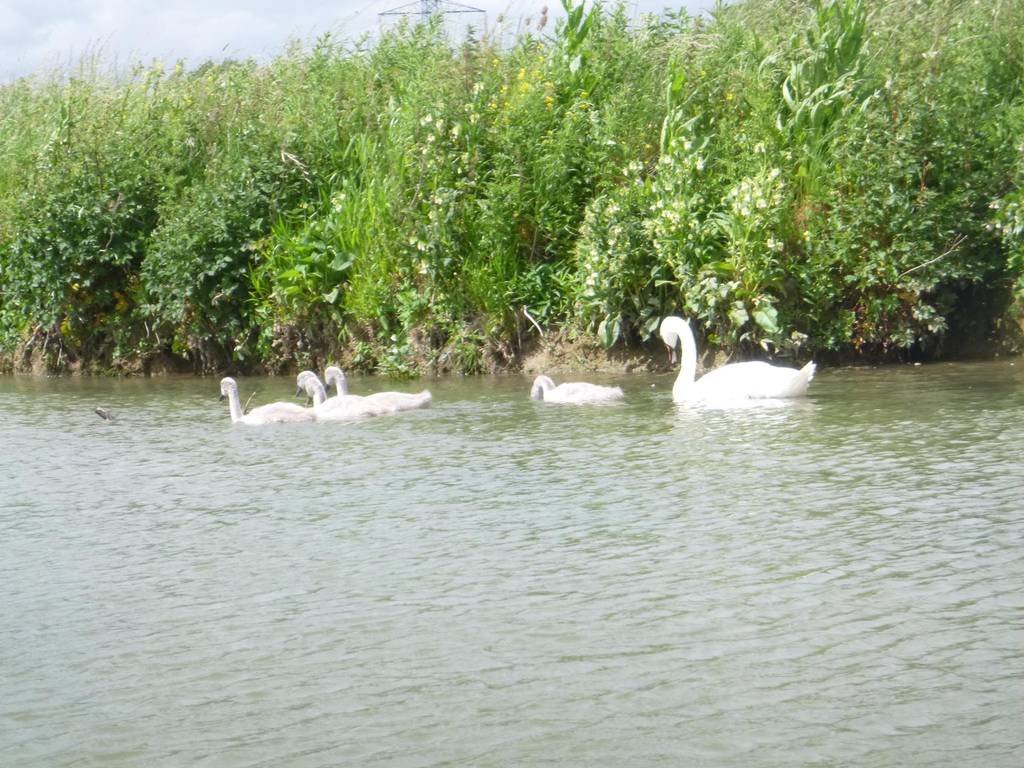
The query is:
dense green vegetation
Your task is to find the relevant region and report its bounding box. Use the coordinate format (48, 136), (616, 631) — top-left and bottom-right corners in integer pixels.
(1, 0), (1023, 375)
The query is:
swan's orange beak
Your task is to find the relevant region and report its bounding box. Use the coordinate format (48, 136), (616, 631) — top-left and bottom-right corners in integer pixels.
(666, 345), (677, 366)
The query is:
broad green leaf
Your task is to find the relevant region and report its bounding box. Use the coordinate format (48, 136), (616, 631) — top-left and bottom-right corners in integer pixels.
(729, 304), (750, 327)
(753, 305), (780, 334)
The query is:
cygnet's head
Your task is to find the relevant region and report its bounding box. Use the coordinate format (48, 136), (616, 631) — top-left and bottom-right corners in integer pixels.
(295, 370), (318, 397)
(219, 377), (238, 401)
(530, 375), (555, 401)
(324, 366), (349, 395)
(295, 371), (327, 405)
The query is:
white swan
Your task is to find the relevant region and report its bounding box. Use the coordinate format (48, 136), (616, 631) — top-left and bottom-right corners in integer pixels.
(659, 316), (815, 403)
(219, 377), (316, 424)
(299, 370), (386, 412)
(324, 365), (432, 413)
(295, 371), (388, 421)
(530, 375), (624, 404)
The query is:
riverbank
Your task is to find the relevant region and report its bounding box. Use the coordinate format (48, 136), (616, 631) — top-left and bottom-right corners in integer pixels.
(3, 314), (1020, 379)
(0, 328), (692, 377)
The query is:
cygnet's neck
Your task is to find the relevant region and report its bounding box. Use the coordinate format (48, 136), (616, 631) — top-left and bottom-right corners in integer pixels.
(226, 387), (244, 422)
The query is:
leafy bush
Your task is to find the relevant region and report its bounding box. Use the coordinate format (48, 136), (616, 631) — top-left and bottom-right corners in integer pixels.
(1, 0), (1023, 373)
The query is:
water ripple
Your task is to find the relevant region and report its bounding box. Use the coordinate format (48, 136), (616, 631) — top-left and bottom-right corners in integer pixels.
(1, 363), (1023, 766)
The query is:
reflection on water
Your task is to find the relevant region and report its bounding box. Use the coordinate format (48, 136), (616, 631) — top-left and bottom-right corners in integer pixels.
(2, 363), (1023, 766)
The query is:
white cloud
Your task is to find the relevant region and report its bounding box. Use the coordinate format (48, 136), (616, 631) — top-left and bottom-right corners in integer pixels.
(0, 0), (716, 82)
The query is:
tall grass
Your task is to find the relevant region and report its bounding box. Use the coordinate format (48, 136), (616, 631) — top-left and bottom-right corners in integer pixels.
(1, 0), (1022, 374)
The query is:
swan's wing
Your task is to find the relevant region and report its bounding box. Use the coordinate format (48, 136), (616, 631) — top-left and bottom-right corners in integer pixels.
(693, 361), (814, 400)
(548, 382), (624, 404)
(317, 395), (389, 419)
(768, 361), (815, 397)
(365, 391), (432, 412)
(246, 401), (316, 423)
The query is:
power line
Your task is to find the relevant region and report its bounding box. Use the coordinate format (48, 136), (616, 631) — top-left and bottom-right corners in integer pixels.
(379, 0), (485, 20)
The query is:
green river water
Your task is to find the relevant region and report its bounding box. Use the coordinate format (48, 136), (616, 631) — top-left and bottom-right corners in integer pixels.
(1, 362), (1022, 766)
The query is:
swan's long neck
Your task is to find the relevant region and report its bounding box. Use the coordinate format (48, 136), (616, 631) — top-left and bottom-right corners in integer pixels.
(225, 387), (244, 422)
(670, 319), (697, 401)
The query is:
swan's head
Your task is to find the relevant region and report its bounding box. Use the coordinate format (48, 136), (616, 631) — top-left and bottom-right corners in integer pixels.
(659, 316), (688, 365)
(295, 372), (327, 405)
(530, 375), (555, 400)
(324, 366), (348, 395)
(295, 370), (318, 397)
(219, 377), (238, 401)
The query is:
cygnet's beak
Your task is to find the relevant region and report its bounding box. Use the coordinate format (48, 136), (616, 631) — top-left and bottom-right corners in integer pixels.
(295, 386), (304, 397)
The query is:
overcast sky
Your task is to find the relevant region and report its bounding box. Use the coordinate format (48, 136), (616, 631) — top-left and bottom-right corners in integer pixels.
(0, 0), (717, 83)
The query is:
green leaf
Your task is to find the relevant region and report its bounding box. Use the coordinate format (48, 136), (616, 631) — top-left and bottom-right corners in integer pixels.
(729, 304), (750, 327)
(330, 253), (354, 272)
(598, 315), (621, 348)
(753, 305), (780, 334)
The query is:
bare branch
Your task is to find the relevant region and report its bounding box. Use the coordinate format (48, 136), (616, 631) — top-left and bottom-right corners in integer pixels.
(897, 234), (967, 279)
